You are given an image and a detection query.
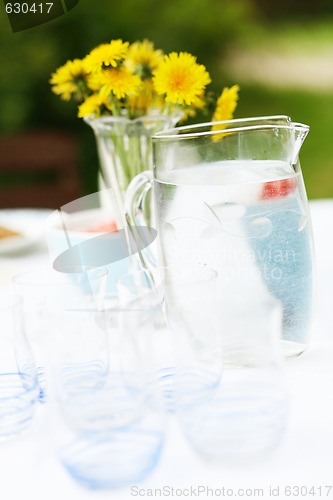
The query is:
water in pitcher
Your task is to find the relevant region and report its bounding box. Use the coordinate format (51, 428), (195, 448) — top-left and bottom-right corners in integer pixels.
(154, 160), (314, 357)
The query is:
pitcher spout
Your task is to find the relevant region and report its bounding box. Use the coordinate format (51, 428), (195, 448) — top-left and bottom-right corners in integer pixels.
(292, 122), (310, 165)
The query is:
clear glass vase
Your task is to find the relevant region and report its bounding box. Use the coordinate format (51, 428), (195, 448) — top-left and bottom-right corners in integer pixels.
(85, 114), (182, 219)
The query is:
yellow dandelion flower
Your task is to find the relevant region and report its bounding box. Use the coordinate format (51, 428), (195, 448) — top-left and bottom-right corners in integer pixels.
(127, 80), (163, 116)
(211, 85), (240, 125)
(211, 85), (240, 140)
(180, 94), (206, 120)
(77, 94), (111, 118)
(50, 58), (89, 101)
(85, 39), (129, 73)
(86, 72), (104, 92)
(153, 52), (211, 106)
(99, 68), (141, 100)
(125, 39), (164, 79)
(51, 82), (77, 101)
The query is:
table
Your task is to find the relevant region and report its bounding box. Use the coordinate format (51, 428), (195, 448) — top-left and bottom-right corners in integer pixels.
(0, 200), (333, 500)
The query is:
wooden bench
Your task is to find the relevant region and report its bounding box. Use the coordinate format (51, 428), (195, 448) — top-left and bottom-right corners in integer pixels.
(0, 130), (83, 209)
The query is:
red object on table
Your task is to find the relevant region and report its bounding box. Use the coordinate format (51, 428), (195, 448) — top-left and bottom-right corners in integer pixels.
(84, 221), (118, 233)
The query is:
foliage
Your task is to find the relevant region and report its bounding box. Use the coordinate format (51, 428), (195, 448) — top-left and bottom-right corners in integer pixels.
(0, 0), (254, 131)
(1, 0), (332, 198)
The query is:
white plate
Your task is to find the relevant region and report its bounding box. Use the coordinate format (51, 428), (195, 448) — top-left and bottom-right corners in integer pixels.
(0, 209), (52, 254)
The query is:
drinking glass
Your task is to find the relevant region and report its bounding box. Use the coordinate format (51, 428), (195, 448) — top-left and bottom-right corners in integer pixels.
(0, 295), (39, 440)
(126, 116), (314, 357)
(42, 298), (165, 489)
(12, 266), (107, 402)
(177, 295), (289, 461)
(44, 189), (157, 295)
(117, 266), (222, 412)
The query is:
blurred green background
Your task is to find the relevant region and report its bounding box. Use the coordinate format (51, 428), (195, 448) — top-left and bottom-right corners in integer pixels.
(1, 0), (333, 199)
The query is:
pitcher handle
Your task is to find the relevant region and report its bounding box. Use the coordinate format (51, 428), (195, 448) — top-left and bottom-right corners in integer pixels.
(124, 170), (156, 270)
(125, 170), (153, 227)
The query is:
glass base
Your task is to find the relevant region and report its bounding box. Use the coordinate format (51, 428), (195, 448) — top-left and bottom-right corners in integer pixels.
(60, 430), (163, 490)
(180, 380), (288, 461)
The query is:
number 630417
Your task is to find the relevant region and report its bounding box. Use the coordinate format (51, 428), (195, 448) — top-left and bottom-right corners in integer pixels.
(5, 3), (53, 14)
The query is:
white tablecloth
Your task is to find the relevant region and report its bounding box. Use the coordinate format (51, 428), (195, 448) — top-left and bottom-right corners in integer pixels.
(0, 200), (333, 500)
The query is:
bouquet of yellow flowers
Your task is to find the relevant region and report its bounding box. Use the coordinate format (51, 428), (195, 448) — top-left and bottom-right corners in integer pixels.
(50, 38), (239, 122)
(50, 39), (239, 214)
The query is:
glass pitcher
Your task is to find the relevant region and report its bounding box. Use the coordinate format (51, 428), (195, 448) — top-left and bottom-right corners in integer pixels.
(125, 116), (314, 357)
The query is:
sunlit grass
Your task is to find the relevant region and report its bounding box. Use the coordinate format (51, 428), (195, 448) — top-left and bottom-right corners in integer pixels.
(236, 17), (333, 53)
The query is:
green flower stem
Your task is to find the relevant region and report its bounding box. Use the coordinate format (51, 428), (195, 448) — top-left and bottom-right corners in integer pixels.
(90, 114), (183, 230)
(111, 127), (149, 189)
(128, 134), (144, 178)
(145, 138), (152, 176)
